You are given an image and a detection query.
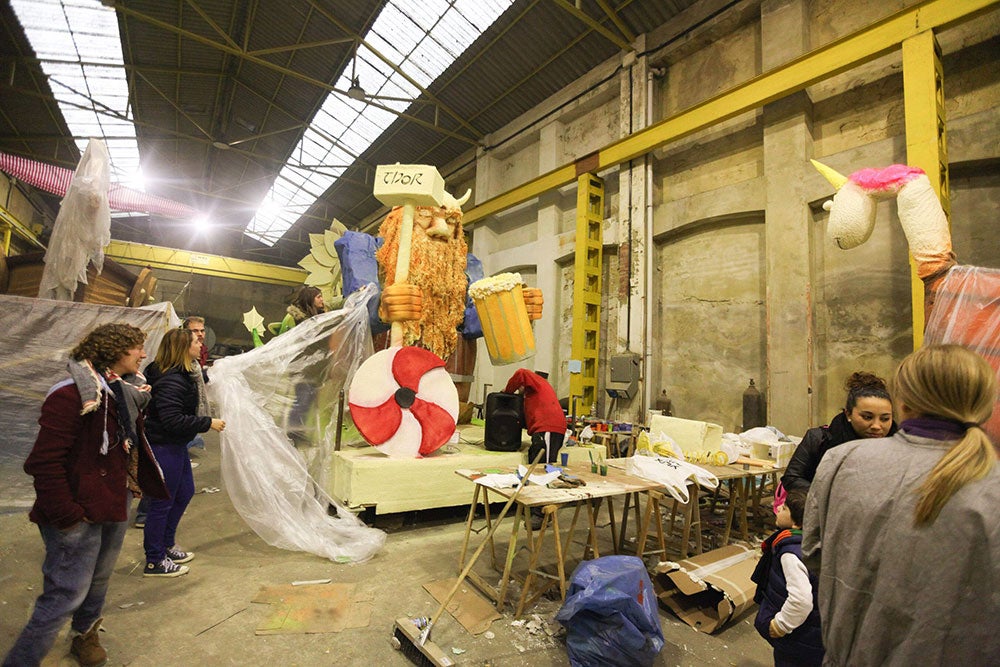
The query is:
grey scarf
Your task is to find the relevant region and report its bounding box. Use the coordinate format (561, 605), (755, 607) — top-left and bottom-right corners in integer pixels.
(190, 366), (211, 418)
(67, 359), (151, 454)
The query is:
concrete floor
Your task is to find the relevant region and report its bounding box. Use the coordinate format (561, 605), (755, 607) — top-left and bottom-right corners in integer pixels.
(0, 431), (772, 667)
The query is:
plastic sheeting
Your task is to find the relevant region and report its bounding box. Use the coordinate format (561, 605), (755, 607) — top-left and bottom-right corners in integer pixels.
(207, 284), (386, 563)
(37, 139), (112, 301)
(0, 295), (179, 511)
(923, 265), (1000, 443)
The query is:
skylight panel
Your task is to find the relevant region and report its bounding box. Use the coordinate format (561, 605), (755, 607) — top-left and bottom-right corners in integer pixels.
(401, 0), (454, 31)
(11, 0), (141, 185)
(455, 0), (510, 31)
(245, 0), (513, 245)
(435, 10), (479, 48)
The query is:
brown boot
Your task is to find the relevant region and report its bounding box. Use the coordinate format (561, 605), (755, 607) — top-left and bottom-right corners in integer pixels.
(70, 617), (108, 667)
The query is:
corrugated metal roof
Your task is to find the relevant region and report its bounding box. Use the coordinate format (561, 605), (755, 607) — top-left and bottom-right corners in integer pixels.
(1, 0), (700, 264)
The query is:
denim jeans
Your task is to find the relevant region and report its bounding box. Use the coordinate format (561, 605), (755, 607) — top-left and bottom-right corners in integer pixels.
(2, 520), (129, 667)
(143, 443), (194, 564)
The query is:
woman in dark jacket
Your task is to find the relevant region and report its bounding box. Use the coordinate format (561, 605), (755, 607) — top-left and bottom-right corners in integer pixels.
(142, 328), (225, 577)
(782, 371), (896, 491)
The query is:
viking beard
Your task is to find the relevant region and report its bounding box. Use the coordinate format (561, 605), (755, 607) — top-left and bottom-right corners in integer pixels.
(376, 208), (468, 361)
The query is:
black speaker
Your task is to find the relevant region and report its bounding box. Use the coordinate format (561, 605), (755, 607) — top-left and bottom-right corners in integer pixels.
(484, 392), (523, 451)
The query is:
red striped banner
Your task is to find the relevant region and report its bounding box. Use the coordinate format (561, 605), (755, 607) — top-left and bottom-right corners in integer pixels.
(0, 151), (197, 219)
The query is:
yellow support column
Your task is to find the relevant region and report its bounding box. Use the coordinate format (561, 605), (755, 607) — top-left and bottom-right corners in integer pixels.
(570, 174), (604, 415)
(902, 30), (949, 349)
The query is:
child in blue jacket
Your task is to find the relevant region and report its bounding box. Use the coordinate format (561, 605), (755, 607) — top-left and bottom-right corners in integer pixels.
(751, 488), (824, 666)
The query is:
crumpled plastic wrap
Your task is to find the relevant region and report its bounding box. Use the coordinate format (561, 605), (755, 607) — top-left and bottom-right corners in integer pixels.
(923, 265), (1000, 443)
(207, 284), (386, 563)
(38, 139), (112, 301)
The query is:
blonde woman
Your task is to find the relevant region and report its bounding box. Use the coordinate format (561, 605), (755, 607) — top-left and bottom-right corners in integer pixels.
(803, 344), (1000, 665)
(142, 328), (224, 577)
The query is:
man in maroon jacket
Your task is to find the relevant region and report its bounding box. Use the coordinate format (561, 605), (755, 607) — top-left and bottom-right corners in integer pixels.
(3, 323), (167, 667)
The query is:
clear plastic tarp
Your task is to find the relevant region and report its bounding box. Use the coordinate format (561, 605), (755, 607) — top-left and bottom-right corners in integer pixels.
(0, 295), (179, 511)
(37, 139), (111, 301)
(207, 284), (386, 562)
(923, 266), (1000, 444)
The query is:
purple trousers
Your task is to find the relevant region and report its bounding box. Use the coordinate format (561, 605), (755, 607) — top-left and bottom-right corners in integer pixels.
(143, 443), (194, 564)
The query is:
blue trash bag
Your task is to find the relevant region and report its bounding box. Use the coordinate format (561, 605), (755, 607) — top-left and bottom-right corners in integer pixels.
(554, 555), (664, 667)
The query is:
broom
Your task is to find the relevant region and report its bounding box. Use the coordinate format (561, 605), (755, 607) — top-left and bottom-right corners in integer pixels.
(392, 452), (546, 666)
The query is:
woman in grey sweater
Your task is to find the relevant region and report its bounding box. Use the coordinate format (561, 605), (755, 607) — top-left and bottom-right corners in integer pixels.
(803, 344), (999, 666)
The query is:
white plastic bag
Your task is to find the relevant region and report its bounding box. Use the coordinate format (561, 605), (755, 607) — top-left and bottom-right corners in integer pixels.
(625, 454), (719, 504)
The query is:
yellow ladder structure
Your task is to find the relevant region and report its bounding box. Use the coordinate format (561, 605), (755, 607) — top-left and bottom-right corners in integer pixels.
(902, 30), (949, 349)
(570, 173), (604, 415)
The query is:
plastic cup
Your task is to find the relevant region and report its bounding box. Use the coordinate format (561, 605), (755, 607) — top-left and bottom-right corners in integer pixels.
(560, 452), (569, 466)
(599, 464), (608, 476)
(591, 463), (598, 474)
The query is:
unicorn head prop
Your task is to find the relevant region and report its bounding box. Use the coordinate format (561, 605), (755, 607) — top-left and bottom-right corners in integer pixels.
(814, 160), (1000, 443)
(812, 160), (956, 280)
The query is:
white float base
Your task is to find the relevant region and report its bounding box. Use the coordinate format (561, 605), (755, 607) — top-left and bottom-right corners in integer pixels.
(328, 425), (606, 514)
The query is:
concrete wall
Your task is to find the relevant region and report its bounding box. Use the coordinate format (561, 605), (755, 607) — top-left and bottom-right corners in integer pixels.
(467, 0), (1000, 437)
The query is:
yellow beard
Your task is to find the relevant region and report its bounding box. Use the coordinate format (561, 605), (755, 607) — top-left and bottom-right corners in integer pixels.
(375, 207), (468, 361)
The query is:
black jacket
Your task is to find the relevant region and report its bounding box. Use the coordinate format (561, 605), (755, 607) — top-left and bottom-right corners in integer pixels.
(781, 412), (897, 491)
(143, 363), (212, 446)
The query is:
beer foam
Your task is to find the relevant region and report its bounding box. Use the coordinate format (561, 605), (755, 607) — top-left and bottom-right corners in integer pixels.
(468, 272), (522, 299)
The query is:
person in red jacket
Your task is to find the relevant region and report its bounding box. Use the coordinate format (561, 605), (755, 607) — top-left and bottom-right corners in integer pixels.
(3, 323), (168, 667)
(504, 369), (566, 529)
(504, 369), (567, 464)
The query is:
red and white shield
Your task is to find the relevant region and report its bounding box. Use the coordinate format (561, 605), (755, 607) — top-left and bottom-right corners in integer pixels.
(348, 346), (458, 458)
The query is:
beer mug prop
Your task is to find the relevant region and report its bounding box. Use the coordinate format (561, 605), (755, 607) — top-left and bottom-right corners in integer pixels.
(469, 272), (536, 365)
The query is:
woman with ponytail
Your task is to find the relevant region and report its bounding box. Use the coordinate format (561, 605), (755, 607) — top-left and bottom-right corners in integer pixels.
(802, 344), (999, 666)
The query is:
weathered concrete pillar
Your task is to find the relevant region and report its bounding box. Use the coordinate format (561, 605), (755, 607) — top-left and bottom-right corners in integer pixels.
(474, 144), (496, 203)
(534, 123), (563, 377)
(615, 48), (650, 420)
(761, 0), (813, 435)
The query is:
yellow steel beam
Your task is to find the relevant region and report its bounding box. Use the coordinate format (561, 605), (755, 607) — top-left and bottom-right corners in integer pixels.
(570, 174), (604, 413)
(552, 0), (634, 51)
(105, 240), (307, 286)
(595, 0), (636, 43)
(903, 30), (950, 350)
(0, 203), (45, 250)
(464, 0), (996, 226)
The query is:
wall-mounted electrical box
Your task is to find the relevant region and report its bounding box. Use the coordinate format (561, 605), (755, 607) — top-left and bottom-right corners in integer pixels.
(606, 353), (640, 399)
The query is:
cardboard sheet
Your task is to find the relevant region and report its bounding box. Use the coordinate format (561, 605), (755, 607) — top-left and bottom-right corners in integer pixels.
(252, 583), (373, 635)
(422, 578), (501, 635)
(652, 545), (759, 634)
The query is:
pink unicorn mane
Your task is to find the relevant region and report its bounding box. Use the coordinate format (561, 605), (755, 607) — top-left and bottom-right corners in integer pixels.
(848, 164), (925, 191)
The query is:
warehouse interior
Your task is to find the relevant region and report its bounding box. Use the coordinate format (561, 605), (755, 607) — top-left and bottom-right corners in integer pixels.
(1, 0), (999, 665)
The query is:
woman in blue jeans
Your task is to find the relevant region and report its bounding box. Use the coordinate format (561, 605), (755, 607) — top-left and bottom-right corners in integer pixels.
(142, 328), (224, 577)
(3, 323), (167, 667)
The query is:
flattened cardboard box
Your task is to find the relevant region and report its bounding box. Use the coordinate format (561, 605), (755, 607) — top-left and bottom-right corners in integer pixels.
(652, 545), (759, 634)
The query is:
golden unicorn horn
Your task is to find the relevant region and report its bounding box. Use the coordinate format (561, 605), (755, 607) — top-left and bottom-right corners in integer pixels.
(810, 159), (848, 190)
